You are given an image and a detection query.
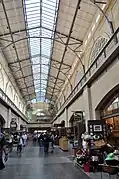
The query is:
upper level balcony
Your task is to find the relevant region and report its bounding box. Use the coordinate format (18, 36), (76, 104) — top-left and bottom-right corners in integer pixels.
(55, 27), (119, 119)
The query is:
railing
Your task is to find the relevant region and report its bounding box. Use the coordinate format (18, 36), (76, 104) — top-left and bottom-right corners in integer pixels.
(0, 88), (27, 122)
(57, 27), (119, 116)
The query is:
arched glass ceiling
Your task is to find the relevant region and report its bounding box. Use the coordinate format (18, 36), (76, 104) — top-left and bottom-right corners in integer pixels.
(0, 0), (105, 105)
(24, 0), (59, 102)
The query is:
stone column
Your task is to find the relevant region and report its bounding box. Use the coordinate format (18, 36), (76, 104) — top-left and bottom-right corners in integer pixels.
(83, 86), (93, 132)
(7, 108), (11, 129)
(17, 117), (20, 130)
(65, 108), (69, 127)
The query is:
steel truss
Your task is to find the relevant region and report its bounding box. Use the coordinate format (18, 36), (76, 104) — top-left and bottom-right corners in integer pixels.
(1, 0), (32, 100)
(0, 0), (84, 103)
(5, 36), (74, 100)
(49, 0), (82, 101)
(8, 53), (71, 68)
(90, 0), (114, 35)
(0, 25), (83, 44)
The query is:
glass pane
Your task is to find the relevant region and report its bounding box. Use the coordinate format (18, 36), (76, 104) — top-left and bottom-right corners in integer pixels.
(24, 0), (59, 102)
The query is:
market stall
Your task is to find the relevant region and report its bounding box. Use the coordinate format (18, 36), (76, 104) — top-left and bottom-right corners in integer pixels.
(73, 119), (119, 179)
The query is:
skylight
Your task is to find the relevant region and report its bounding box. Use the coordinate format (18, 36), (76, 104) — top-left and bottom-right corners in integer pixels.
(24, 0), (59, 102)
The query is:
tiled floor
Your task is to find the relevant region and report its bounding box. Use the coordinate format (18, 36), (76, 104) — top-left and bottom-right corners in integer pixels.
(0, 143), (90, 179)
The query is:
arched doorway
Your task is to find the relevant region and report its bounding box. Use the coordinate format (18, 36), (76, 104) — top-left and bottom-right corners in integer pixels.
(0, 115), (5, 132)
(96, 85), (119, 146)
(69, 111), (85, 146)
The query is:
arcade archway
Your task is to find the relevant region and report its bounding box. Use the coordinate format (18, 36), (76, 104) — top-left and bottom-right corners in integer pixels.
(96, 85), (119, 145)
(0, 114), (5, 128)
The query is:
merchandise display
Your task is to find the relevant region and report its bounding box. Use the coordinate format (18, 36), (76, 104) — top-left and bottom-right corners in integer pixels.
(74, 130), (119, 175)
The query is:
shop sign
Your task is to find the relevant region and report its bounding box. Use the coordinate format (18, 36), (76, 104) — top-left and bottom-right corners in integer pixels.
(10, 118), (17, 129)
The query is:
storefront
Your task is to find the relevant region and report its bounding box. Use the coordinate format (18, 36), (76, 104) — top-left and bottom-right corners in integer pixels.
(69, 111), (85, 146)
(100, 94), (119, 145)
(10, 118), (18, 132)
(0, 114), (5, 132)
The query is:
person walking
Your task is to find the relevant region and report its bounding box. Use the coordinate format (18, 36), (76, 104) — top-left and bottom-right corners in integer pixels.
(50, 133), (55, 152)
(17, 133), (23, 154)
(8, 133), (13, 153)
(22, 133), (27, 147)
(33, 133), (37, 144)
(43, 133), (50, 154)
(39, 133), (44, 147)
(0, 125), (8, 170)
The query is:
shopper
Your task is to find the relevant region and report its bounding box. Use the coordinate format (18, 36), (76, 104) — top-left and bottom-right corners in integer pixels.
(38, 132), (41, 145)
(50, 133), (55, 149)
(0, 125), (8, 170)
(13, 132), (19, 145)
(38, 133), (43, 147)
(8, 133), (13, 152)
(33, 133), (37, 144)
(22, 133), (27, 147)
(43, 133), (50, 154)
(17, 133), (23, 153)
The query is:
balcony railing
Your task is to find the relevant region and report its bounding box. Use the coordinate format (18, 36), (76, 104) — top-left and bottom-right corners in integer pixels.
(57, 27), (119, 116)
(0, 88), (27, 122)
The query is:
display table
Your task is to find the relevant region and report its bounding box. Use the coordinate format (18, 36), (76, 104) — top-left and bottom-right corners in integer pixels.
(99, 164), (119, 179)
(72, 147), (81, 157)
(59, 137), (68, 151)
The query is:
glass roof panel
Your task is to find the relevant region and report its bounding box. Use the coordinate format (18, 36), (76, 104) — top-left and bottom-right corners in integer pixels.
(24, 0), (59, 102)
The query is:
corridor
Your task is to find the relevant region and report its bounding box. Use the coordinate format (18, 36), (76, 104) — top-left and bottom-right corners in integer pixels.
(0, 144), (90, 179)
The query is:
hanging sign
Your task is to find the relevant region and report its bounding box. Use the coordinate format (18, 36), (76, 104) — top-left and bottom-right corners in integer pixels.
(10, 118), (17, 130)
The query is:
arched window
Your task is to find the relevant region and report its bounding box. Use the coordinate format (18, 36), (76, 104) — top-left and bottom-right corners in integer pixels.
(6, 84), (13, 101)
(101, 95), (119, 117)
(0, 70), (4, 90)
(90, 37), (108, 65)
(15, 95), (18, 106)
(19, 102), (21, 109)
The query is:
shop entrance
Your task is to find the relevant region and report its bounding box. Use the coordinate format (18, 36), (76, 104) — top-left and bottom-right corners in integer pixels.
(0, 114), (5, 132)
(100, 92), (119, 146)
(69, 111), (85, 146)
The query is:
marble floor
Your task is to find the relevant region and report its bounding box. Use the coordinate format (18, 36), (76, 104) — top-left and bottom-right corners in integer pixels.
(0, 143), (90, 179)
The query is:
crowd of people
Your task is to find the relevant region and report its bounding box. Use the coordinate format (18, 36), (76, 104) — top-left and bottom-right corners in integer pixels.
(5, 132), (28, 153)
(0, 130), (28, 170)
(33, 132), (55, 154)
(0, 128), (59, 170)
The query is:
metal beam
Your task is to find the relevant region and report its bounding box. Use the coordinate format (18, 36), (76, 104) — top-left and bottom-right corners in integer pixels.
(45, 0), (61, 101)
(20, 77), (63, 89)
(21, 83), (60, 92)
(3, 36), (65, 50)
(39, 0), (42, 101)
(24, 91), (58, 98)
(1, 0), (31, 100)
(9, 62), (70, 74)
(8, 53), (71, 67)
(0, 25), (83, 43)
(50, 0), (82, 100)
(16, 72), (65, 82)
(94, 1), (106, 4)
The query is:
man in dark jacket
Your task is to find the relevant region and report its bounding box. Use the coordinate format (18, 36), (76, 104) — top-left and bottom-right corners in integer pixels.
(0, 126), (8, 170)
(43, 133), (50, 154)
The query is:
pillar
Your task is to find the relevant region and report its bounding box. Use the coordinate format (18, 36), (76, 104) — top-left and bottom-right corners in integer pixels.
(65, 108), (69, 127)
(7, 108), (11, 128)
(17, 117), (20, 130)
(83, 86), (93, 132)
